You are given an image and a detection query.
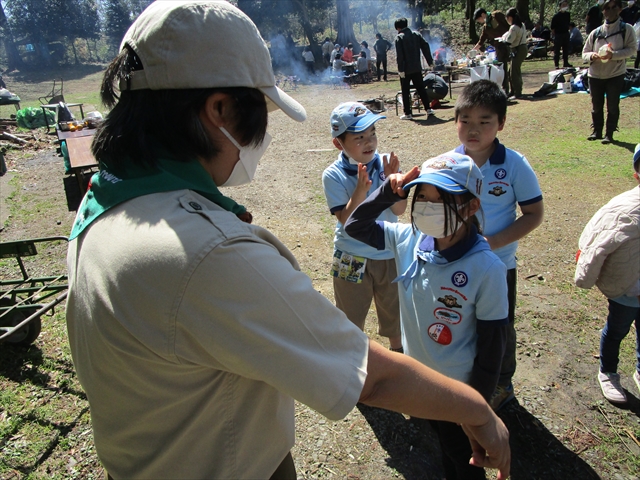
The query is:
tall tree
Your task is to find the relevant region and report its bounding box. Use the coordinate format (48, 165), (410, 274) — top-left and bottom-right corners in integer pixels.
(516, 0), (532, 28)
(467, 0), (479, 43)
(0, 1), (24, 71)
(103, 0), (131, 53)
(538, 0), (546, 25)
(335, 0), (357, 50)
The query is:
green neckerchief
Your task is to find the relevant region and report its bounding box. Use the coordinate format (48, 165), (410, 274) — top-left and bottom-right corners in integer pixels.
(69, 155), (246, 240)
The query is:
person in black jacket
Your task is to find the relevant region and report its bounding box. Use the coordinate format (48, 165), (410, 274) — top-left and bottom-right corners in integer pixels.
(394, 17), (434, 120)
(586, 0), (605, 34)
(551, 0), (573, 68)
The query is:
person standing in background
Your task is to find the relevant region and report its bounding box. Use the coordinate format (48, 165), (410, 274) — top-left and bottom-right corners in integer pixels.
(322, 37), (333, 67)
(473, 8), (511, 96)
(373, 33), (392, 81)
(395, 17), (434, 120)
(586, 0), (605, 34)
(551, 0), (573, 68)
(582, 0), (637, 144)
(502, 8), (528, 100)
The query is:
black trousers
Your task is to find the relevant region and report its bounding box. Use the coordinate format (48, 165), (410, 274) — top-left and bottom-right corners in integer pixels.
(554, 32), (570, 67)
(589, 74), (625, 136)
(400, 71), (430, 115)
(429, 420), (487, 480)
(376, 55), (388, 80)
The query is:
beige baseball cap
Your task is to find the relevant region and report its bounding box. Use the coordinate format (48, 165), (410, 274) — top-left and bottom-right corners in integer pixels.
(119, 0), (306, 122)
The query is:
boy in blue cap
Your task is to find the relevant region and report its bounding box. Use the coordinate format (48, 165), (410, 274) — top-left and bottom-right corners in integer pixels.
(575, 144), (640, 404)
(322, 102), (405, 351)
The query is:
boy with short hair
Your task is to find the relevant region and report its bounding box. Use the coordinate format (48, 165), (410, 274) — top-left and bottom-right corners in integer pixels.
(322, 102), (405, 351)
(575, 145), (640, 404)
(448, 80), (545, 410)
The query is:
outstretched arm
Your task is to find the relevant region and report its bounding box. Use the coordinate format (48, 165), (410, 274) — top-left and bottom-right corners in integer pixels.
(361, 342), (511, 479)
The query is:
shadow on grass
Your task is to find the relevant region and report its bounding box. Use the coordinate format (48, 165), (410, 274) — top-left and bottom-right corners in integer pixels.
(0, 343), (50, 386)
(358, 399), (602, 480)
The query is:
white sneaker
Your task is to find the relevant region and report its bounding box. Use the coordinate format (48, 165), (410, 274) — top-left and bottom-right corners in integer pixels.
(427, 109), (435, 116)
(598, 372), (627, 403)
(400, 114), (413, 120)
(634, 371), (640, 394)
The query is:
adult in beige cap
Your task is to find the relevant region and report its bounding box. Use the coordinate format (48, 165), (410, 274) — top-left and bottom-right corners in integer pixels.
(65, 2), (510, 479)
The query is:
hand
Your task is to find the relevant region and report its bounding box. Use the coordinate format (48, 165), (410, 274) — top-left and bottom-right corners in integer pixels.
(382, 152), (400, 179)
(600, 49), (613, 61)
(237, 211), (253, 224)
(355, 162), (372, 192)
(388, 165), (420, 198)
(461, 412), (511, 480)
(398, 71), (405, 78)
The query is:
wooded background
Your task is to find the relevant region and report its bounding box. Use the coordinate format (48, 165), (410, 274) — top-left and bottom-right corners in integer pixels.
(0, 0), (599, 72)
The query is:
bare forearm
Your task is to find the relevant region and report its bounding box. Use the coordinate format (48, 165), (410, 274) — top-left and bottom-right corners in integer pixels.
(486, 203), (543, 250)
(360, 342), (493, 426)
(335, 188), (369, 225)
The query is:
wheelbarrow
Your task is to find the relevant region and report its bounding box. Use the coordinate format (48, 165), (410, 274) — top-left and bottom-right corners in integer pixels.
(0, 236), (69, 346)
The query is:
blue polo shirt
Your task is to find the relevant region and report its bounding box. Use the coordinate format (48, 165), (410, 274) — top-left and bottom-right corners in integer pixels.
(322, 152), (397, 260)
(451, 140), (543, 269)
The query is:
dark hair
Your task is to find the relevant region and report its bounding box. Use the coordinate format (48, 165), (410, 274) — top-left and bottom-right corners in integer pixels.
(375, 33), (382, 39)
(394, 18), (408, 29)
(569, 22), (576, 28)
(361, 41), (368, 48)
(410, 186), (482, 237)
(454, 80), (508, 124)
(359, 51), (366, 57)
(474, 8), (487, 20)
(505, 8), (523, 27)
(93, 47), (268, 168)
(347, 43), (353, 49)
(604, 0), (622, 8)
(336, 54), (342, 60)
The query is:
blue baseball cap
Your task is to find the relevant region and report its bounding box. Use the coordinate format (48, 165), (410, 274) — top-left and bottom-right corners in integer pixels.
(330, 102), (386, 138)
(404, 153), (483, 197)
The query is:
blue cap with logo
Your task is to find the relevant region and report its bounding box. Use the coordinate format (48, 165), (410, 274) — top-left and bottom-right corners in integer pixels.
(404, 152), (484, 197)
(330, 102), (386, 138)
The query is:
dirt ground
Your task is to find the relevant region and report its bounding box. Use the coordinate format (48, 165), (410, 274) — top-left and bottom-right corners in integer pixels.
(1, 61), (640, 479)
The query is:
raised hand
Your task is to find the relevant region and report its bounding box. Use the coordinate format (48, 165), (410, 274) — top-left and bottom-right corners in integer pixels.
(383, 152), (400, 179)
(388, 166), (420, 198)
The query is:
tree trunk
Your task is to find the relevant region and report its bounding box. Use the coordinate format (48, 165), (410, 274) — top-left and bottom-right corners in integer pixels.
(335, 0), (358, 52)
(70, 38), (79, 65)
(467, 0), (479, 43)
(539, 0), (546, 25)
(516, 0), (532, 29)
(292, 0), (322, 60)
(0, 3), (25, 71)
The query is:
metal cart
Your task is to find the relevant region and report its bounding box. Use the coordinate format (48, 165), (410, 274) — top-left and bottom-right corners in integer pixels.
(0, 236), (69, 346)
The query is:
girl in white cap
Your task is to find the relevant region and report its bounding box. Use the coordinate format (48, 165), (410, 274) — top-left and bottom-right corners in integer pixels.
(346, 153), (509, 480)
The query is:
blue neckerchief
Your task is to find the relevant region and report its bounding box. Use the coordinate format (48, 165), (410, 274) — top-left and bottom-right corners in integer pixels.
(393, 225), (481, 290)
(339, 152), (381, 176)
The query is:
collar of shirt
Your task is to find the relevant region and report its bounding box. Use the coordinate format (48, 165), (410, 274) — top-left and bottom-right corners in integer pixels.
(454, 138), (506, 165)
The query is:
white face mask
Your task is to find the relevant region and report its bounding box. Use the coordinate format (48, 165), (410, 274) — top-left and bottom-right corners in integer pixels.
(219, 127), (272, 187)
(561, 6), (569, 11)
(412, 201), (448, 238)
(597, 0), (604, 4)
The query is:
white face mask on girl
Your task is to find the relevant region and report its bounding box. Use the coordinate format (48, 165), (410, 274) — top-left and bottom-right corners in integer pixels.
(412, 201), (449, 238)
(219, 127), (272, 187)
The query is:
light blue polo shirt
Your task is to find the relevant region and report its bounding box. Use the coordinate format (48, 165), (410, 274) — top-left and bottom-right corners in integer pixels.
(383, 223), (509, 383)
(322, 152), (397, 260)
(451, 140), (543, 269)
